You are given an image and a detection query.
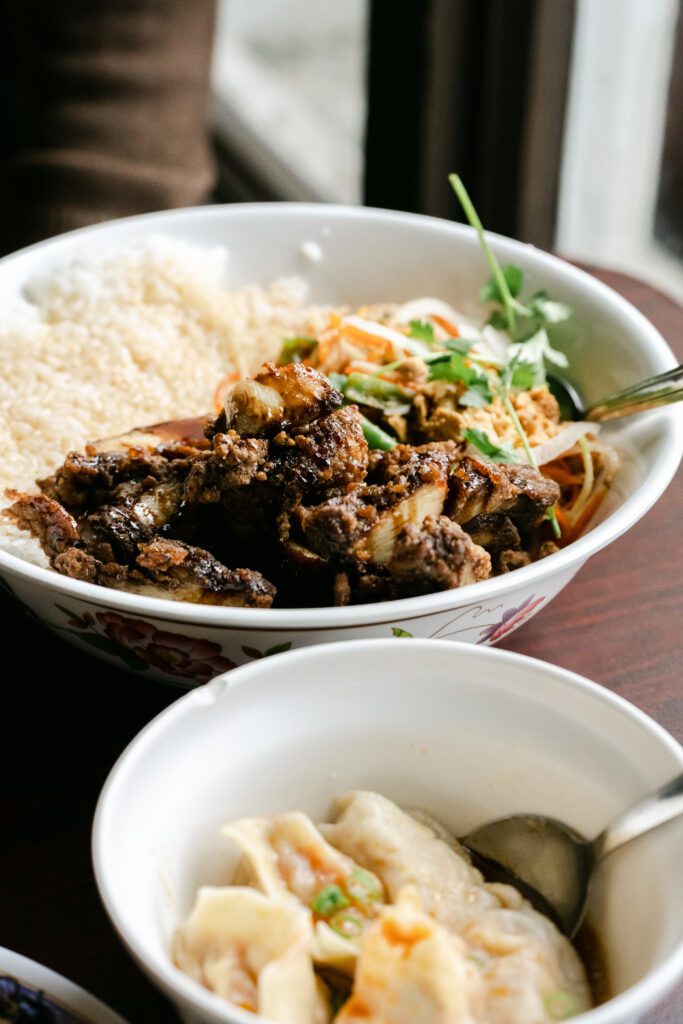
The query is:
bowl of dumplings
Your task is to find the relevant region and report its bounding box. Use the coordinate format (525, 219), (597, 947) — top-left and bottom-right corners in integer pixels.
(93, 639), (683, 1024)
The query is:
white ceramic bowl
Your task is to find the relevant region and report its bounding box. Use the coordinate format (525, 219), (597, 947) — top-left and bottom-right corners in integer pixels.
(93, 639), (683, 1024)
(1, 205), (681, 685)
(0, 946), (127, 1024)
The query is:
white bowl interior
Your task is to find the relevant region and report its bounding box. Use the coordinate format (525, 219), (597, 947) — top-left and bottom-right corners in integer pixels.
(94, 640), (683, 1023)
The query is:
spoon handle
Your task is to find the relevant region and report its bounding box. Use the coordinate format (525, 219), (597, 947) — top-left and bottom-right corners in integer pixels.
(591, 773), (683, 862)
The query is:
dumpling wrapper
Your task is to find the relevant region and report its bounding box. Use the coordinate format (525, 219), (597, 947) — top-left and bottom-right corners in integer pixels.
(321, 790), (498, 931)
(173, 886), (329, 1024)
(336, 887), (482, 1024)
(461, 908), (592, 1023)
(324, 792), (592, 1020)
(224, 812), (385, 973)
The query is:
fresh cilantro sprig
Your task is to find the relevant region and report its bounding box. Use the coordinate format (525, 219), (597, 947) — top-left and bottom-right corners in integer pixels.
(408, 319), (436, 342)
(449, 173), (563, 539)
(449, 173), (571, 392)
(428, 351), (493, 408)
(463, 429), (519, 463)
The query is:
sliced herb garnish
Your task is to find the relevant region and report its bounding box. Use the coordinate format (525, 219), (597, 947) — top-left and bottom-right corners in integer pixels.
(346, 868), (383, 905)
(543, 990), (576, 1021)
(311, 884), (350, 917)
(328, 907), (365, 939)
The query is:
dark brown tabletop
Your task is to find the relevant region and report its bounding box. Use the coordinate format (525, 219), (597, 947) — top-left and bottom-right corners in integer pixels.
(1, 266), (681, 1024)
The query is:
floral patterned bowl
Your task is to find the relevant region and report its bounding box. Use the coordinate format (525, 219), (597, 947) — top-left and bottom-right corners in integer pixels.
(0, 947), (127, 1024)
(1, 204), (681, 686)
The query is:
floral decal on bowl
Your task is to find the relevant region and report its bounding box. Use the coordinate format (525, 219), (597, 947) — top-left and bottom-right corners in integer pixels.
(477, 594), (545, 644)
(55, 605), (236, 683)
(241, 642), (293, 660)
(0, 974), (81, 1024)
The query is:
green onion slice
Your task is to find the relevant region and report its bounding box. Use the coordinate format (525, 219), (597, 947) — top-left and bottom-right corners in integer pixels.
(328, 907), (365, 939)
(543, 990), (576, 1021)
(311, 884), (350, 917)
(346, 868), (383, 905)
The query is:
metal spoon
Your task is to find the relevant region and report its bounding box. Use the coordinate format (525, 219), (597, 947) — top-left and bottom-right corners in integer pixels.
(463, 773), (683, 938)
(548, 364), (683, 423)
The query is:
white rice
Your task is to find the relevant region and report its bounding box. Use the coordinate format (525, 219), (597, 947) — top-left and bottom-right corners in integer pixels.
(0, 235), (330, 562)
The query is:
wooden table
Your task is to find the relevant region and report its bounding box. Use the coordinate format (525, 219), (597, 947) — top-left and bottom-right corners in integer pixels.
(1, 268), (681, 1023)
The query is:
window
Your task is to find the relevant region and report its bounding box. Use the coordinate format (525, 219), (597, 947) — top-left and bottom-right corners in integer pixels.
(211, 0), (368, 203)
(556, 0), (683, 301)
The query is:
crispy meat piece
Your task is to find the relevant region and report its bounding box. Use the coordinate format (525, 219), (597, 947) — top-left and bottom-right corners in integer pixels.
(293, 491), (369, 562)
(39, 446), (187, 510)
(79, 480), (184, 563)
(448, 456), (560, 526)
(296, 442), (452, 566)
(497, 549), (532, 574)
(5, 490), (80, 557)
(224, 362), (342, 436)
(183, 432), (271, 504)
(367, 441), (456, 492)
(463, 513), (521, 553)
(276, 405), (369, 494)
(387, 515), (491, 592)
(133, 538), (275, 607)
(52, 547), (99, 582)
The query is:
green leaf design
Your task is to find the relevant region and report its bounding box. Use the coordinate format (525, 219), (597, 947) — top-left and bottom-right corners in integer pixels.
(392, 627), (413, 638)
(242, 645), (263, 660)
(55, 603), (89, 628)
(264, 642), (293, 657)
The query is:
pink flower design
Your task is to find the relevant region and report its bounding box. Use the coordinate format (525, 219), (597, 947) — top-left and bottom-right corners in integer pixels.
(96, 611), (236, 683)
(478, 595), (545, 644)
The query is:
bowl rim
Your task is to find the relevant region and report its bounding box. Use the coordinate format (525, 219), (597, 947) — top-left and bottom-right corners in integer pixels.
(1, 202), (682, 630)
(91, 638), (683, 1024)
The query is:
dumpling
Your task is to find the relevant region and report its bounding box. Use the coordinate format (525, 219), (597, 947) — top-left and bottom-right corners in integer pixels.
(223, 812), (386, 974)
(322, 791), (498, 931)
(224, 812), (362, 902)
(336, 887), (483, 1024)
(460, 907), (592, 1023)
(324, 792), (591, 1021)
(173, 886), (328, 1024)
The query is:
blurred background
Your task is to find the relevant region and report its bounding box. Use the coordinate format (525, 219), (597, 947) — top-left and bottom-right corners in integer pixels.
(1, 0), (682, 299)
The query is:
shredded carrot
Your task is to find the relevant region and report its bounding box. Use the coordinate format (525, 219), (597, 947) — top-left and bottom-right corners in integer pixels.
(342, 321), (396, 356)
(542, 465), (581, 487)
(556, 489), (607, 545)
(432, 314), (460, 337)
